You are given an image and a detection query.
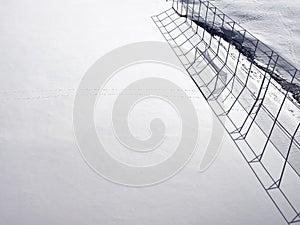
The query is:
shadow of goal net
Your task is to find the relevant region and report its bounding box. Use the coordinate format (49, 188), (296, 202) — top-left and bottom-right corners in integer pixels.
(152, 1), (300, 224)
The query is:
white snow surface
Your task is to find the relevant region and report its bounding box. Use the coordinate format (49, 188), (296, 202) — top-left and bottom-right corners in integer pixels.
(210, 0), (300, 69)
(0, 0), (299, 225)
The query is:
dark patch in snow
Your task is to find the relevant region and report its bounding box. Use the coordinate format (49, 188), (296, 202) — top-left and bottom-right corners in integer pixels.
(175, 11), (300, 104)
(231, 11), (263, 24)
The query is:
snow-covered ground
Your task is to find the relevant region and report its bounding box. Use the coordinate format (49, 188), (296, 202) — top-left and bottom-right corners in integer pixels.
(210, 0), (300, 70)
(0, 0), (299, 225)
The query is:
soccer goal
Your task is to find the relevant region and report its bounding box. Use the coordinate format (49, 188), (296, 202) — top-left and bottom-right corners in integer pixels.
(153, 1), (300, 224)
